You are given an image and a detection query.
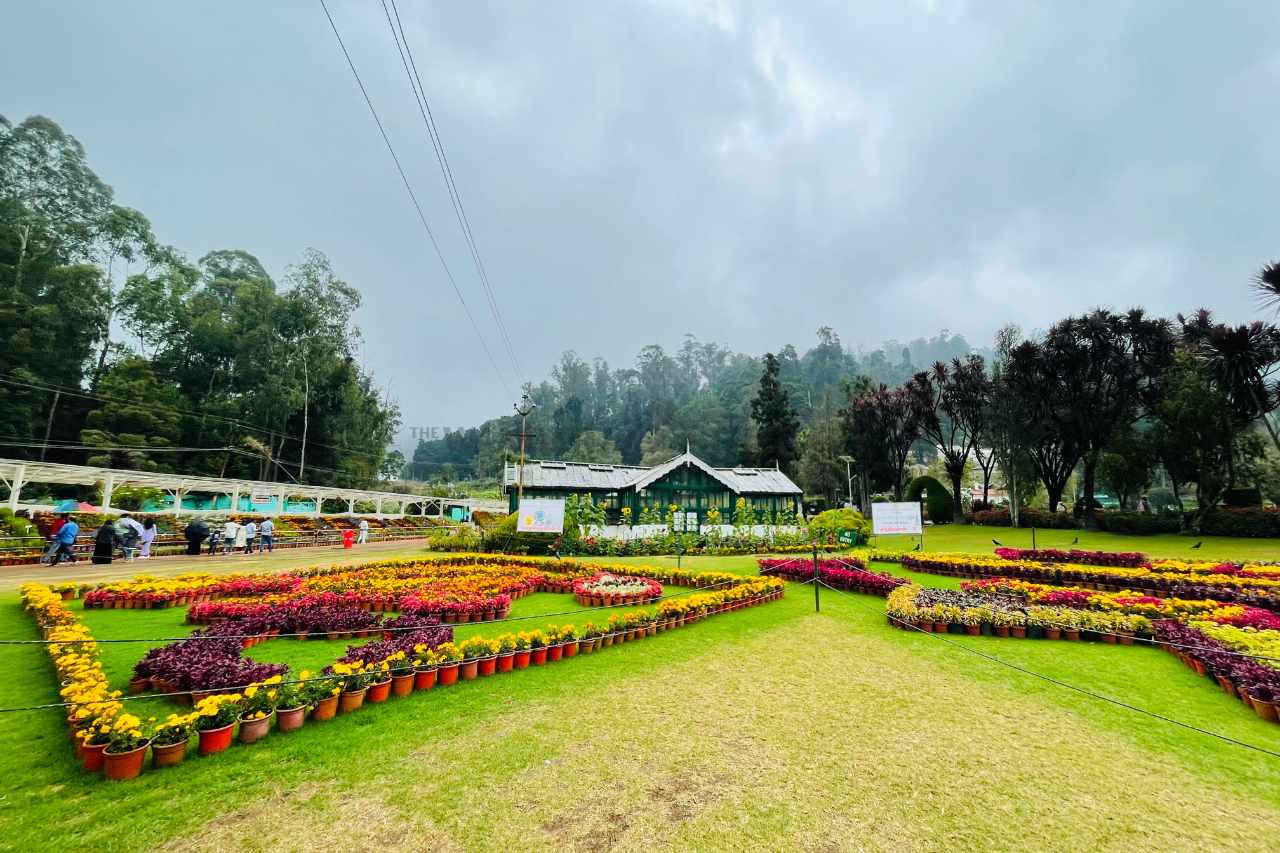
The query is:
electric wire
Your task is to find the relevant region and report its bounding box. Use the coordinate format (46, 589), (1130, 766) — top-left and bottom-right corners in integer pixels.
(380, 0), (523, 386)
(318, 0), (514, 397)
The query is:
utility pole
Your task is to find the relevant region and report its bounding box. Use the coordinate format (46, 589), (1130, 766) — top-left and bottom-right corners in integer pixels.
(513, 392), (536, 504)
(40, 389), (60, 461)
(299, 346), (309, 482)
(838, 454), (855, 509)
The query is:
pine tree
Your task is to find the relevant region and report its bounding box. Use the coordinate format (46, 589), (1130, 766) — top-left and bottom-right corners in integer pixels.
(750, 353), (799, 472)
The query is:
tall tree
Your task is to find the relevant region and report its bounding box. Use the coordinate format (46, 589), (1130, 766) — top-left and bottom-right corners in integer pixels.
(844, 383), (923, 500)
(906, 354), (991, 522)
(750, 353), (800, 472)
(796, 407), (845, 504)
(564, 430), (622, 464)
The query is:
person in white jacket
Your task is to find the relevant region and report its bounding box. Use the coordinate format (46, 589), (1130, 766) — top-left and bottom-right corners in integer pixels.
(357, 517), (369, 545)
(222, 519), (239, 555)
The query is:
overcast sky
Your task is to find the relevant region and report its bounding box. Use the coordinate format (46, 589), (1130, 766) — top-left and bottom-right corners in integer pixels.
(6, 1), (1279, 445)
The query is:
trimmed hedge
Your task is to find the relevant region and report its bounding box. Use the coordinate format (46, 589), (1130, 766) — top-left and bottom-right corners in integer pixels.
(970, 508), (1076, 529)
(1092, 511), (1181, 535)
(1198, 507), (1280, 538)
(905, 476), (953, 524)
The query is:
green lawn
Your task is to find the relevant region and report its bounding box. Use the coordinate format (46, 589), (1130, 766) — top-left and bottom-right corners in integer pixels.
(1, 549), (1278, 850)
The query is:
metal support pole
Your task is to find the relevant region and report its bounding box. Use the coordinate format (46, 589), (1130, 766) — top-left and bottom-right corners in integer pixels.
(812, 543), (820, 612)
(1032, 526), (1037, 550)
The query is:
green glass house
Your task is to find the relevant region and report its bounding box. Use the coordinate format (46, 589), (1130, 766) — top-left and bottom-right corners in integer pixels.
(502, 449), (802, 524)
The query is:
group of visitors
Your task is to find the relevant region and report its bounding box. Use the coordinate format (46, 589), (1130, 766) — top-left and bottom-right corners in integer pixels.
(180, 517), (274, 556)
(45, 513), (158, 566)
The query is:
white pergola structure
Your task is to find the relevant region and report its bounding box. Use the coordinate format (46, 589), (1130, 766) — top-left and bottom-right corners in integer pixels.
(0, 457), (504, 518)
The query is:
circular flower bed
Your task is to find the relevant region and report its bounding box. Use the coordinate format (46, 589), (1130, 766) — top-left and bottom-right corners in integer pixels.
(573, 572), (662, 607)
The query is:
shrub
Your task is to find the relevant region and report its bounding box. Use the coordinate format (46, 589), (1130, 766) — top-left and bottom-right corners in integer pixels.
(1197, 507), (1280, 538)
(484, 512), (555, 555)
(970, 507), (1074, 529)
(1092, 511), (1181, 535)
(1222, 487), (1263, 508)
(807, 508), (871, 543)
(905, 476), (953, 523)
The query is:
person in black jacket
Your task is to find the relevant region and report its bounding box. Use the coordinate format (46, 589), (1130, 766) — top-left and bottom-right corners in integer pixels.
(91, 522), (117, 565)
(184, 519), (210, 556)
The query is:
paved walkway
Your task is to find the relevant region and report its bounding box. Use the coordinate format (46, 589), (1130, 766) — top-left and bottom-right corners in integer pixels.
(4, 539), (435, 590)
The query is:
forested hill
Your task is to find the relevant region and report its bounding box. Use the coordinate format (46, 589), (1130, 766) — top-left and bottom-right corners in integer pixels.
(411, 328), (989, 480)
(0, 115), (399, 488)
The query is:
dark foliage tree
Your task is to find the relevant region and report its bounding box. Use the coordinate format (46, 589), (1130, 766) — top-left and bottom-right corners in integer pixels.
(749, 353), (799, 472)
(906, 354), (991, 522)
(1180, 309), (1280, 456)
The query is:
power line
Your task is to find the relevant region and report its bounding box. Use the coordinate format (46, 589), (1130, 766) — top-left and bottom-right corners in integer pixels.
(380, 0), (523, 386)
(318, 0), (515, 397)
(0, 374), (385, 465)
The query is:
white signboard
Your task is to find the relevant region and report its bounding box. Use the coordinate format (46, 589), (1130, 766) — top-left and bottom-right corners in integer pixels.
(517, 498), (565, 533)
(872, 502), (923, 536)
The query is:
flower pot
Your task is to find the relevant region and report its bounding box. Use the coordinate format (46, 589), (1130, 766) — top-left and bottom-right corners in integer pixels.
(496, 653), (515, 673)
(478, 656), (498, 676)
(128, 677), (149, 694)
(81, 741), (108, 773)
(563, 641), (579, 658)
(1045, 627), (1061, 640)
(1011, 626), (1027, 639)
(548, 643), (564, 662)
(995, 625), (1010, 638)
(312, 695), (339, 720)
(414, 667), (439, 690)
(580, 640), (596, 654)
(198, 723), (234, 755)
(1192, 659), (1207, 677)
(276, 706), (306, 732)
(1065, 629), (1081, 642)
(238, 714), (271, 744)
(513, 650), (531, 669)
(438, 663), (461, 685)
(460, 659), (480, 680)
(1216, 676), (1237, 698)
(1102, 633), (1117, 645)
(601, 634), (615, 647)
(152, 739), (189, 767)
(104, 742), (150, 780)
(965, 625), (981, 636)
(531, 647), (548, 665)
(1252, 696), (1279, 723)
(933, 622), (949, 634)
(339, 688), (367, 713)
(368, 679), (392, 702)
(391, 672), (415, 697)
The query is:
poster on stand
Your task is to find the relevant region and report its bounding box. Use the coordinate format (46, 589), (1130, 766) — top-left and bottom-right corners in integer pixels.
(871, 502), (923, 536)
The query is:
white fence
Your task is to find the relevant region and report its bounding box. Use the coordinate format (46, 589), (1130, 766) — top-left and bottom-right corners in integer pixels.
(591, 524), (801, 541)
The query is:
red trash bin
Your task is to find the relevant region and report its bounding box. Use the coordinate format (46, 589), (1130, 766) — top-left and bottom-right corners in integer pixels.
(342, 529), (355, 549)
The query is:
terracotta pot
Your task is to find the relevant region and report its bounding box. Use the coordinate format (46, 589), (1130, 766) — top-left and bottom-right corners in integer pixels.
(198, 723), (234, 755)
(995, 625), (1010, 638)
(1192, 660), (1207, 677)
(312, 695), (339, 720)
(602, 634), (615, 647)
(1011, 626), (1027, 639)
(1252, 696), (1280, 723)
(339, 688), (367, 713)
(918, 620), (933, 632)
(1118, 632), (1134, 646)
(1102, 633), (1117, 645)
(391, 672), (415, 697)
(81, 741), (108, 773)
(276, 706), (306, 732)
(933, 621), (949, 634)
(238, 714), (271, 744)
(152, 739), (188, 767)
(104, 742), (150, 781)
(128, 677), (149, 694)
(478, 656), (497, 676)
(438, 663), (461, 685)
(513, 650), (531, 669)
(497, 653), (515, 673)
(563, 641), (579, 658)
(626, 630), (637, 641)
(367, 679), (392, 702)
(580, 640), (596, 654)
(531, 647), (548, 665)
(1216, 676), (1237, 698)
(1045, 627), (1061, 640)
(414, 667), (438, 690)
(460, 659), (480, 680)
(965, 625), (981, 636)
(548, 643), (564, 662)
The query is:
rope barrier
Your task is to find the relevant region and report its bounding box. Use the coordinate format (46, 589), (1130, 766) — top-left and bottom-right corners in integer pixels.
(812, 579), (1280, 760)
(9, 578), (749, 645)
(0, 590), (782, 714)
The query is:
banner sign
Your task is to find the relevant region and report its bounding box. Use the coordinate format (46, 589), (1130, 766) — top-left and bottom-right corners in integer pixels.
(871, 502), (923, 536)
(517, 498), (565, 533)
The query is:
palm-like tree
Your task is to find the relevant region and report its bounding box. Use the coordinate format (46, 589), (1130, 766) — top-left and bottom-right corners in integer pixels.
(1255, 260), (1280, 315)
(1180, 309), (1280, 454)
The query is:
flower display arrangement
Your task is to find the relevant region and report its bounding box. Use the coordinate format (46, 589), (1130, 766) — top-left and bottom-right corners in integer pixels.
(572, 572), (663, 607)
(757, 557), (909, 597)
(26, 559), (787, 781)
(899, 553), (1280, 608)
(1155, 621), (1280, 725)
(993, 547), (1150, 568)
